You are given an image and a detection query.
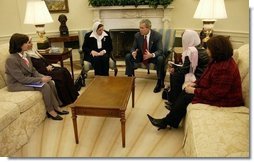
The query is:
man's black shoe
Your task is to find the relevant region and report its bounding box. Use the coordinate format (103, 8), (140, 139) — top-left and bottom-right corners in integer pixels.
(153, 83), (162, 93)
(164, 105), (172, 111)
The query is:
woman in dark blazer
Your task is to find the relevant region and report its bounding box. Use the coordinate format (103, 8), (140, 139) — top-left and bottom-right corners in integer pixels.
(5, 33), (68, 120)
(26, 38), (79, 106)
(147, 35), (244, 130)
(82, 22), (113, 76)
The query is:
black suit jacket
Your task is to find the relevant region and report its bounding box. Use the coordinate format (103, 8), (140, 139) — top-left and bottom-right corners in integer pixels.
(131, 29), (163, 62)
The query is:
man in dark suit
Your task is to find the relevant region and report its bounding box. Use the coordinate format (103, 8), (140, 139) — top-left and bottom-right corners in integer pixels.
(125, 19), (165, 93)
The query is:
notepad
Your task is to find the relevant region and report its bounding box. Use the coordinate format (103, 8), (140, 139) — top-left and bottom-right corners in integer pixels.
(25, 82), (45, 88)
(168, 61), (183, 67)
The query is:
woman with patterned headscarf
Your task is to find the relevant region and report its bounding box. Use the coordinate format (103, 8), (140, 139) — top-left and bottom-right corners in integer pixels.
(164, 29), (209, 109)
(82, 22), (113, 76)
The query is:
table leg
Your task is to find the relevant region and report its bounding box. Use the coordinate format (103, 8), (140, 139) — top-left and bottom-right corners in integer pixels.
(120, 111), (126, 148)
(132, 78), (135, 108)
(71, 108), (79, 144)
(70, 52), (74, 80)
(60, 60), (64, 68)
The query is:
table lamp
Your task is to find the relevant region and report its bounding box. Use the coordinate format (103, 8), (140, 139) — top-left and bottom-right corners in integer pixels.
(193, 0), (227, 46)
(24, 0), (53, 49)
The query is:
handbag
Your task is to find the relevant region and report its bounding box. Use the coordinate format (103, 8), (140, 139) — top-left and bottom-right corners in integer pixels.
(184, 72), (196, 83)
(162, 86), (170, 100)
(74, 74), (85, 91)
(182, 66), (196, 89)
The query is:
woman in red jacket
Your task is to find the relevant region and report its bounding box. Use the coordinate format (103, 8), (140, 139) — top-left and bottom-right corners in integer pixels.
(147, 35), (244, 130)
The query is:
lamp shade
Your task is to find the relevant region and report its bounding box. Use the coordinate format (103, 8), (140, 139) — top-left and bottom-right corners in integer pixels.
(193, 0), (227, 21)
(24, 0), (53, 25)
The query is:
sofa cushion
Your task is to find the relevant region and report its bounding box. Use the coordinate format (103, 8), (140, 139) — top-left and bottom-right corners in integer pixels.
(183, 104), (249, 157)
(0, 74), (5, 89)
(232, 49), (239, 64)
(0, 102), (20, 132)
(0, 87), (43, 113)
(236, 44), (249, 108)
(0, 43), (9, 89)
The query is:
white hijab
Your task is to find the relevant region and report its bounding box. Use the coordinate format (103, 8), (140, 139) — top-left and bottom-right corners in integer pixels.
(89, 21), (108, 49)
(181, 29), (201, 73)
(26, 36), (43, 59)
(26, 49), (42, 59)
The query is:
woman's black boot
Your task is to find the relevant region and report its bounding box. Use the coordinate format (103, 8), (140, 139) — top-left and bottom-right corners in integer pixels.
(147, 114), (167, 130)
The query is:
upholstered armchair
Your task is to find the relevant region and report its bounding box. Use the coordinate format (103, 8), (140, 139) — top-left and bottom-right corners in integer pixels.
(132, 28), (176, 74)
(78, 30), (118, 77)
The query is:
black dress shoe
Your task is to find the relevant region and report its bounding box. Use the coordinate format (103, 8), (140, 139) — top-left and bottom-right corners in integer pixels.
(165, 105), (172, 111)
(55, 109), (69, 115)
(46, 112), (63, 120)
(153, 83), (162, 93)
(147, 114), (167, 130)
(59, 103), (67, 107)
(165, 101), (172, 106)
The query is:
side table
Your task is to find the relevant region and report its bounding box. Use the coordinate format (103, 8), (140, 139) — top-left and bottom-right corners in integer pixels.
(48, 35), (79, 49)
(38, 48), (74, 80)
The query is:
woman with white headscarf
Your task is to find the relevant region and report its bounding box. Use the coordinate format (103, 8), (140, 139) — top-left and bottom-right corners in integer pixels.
(26, 37), (79, 107)
(82, 22), (113, 76)
(164, 29), (209, 109)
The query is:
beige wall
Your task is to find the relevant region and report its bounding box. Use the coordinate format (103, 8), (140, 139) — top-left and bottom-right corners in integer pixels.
(0, 0), (92, 37)
(0, 0), (249, 48)
(0, 0), (249, 35)
(171, 0), (249, 33)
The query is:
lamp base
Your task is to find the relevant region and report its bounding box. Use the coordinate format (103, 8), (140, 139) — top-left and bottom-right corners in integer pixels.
(37, 41), (50, 50)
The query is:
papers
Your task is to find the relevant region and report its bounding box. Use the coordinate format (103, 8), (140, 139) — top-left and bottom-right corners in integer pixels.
(168, 61), (183, 67)
(37, 48), (50, 54)
(25, 82), (45, 88)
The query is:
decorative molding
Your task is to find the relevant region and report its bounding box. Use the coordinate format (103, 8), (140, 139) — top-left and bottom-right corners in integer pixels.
(173, 28), (249, 49)
(89, 5), (174, 10)
(0, 29), (249, 49)
(90, 5), (174, 29)
(0, 30), (79, 47)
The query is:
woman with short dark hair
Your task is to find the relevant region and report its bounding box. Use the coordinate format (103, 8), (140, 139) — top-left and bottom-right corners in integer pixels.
(147, 35), (244, 130)
(5, 33), (68, 120)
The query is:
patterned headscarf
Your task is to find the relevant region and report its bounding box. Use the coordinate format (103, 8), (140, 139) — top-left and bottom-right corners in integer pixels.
(181, 29), (201, 73)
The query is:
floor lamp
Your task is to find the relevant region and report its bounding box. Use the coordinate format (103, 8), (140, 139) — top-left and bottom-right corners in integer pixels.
(193, 0), (227, 47)
(24, 0), (53, 50)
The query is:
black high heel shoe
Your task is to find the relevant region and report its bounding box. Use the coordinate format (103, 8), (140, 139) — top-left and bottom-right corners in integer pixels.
(147, 114), (167, 130)
(55, 109), (69, 115)
(46, 112), (63, 120)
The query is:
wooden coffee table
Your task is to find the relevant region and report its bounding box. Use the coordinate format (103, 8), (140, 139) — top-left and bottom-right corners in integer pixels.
(71, 76), (135, 147)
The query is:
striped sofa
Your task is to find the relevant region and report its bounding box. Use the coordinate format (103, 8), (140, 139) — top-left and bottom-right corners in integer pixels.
(0, 43), (46, 156)
(183, 44), (250, 157)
